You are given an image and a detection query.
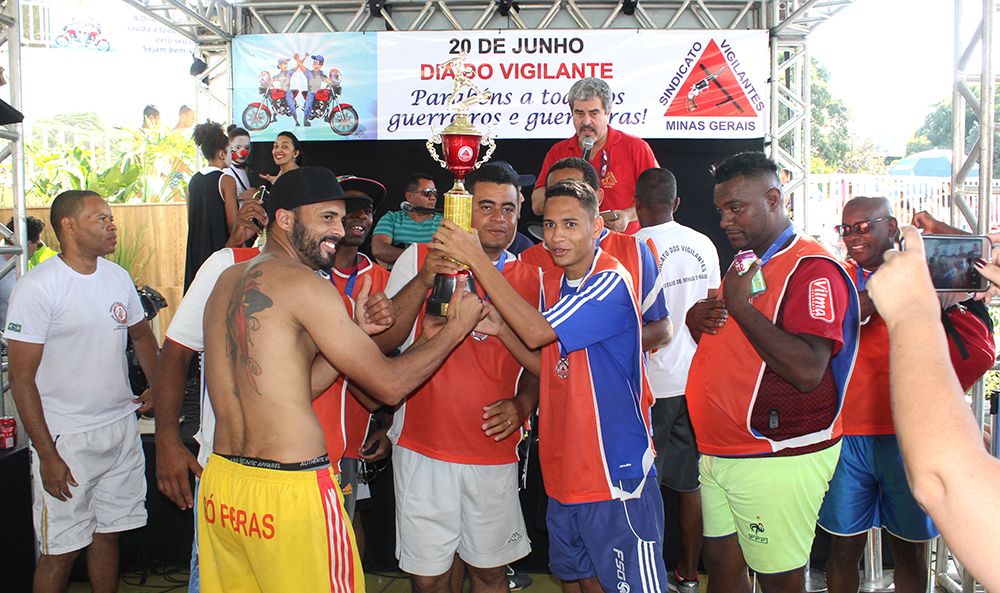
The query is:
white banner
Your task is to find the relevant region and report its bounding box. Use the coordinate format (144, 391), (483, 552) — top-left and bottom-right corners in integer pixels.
(233, 30), (768, 141)
(376, 30), (767, 140)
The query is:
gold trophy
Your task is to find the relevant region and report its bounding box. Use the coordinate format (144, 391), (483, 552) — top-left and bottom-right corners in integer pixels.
(425, 52), (496, 316)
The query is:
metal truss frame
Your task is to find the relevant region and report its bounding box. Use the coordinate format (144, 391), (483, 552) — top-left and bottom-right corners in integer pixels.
(943, 6), (995, 593)
(0, 0), (26, 418)
(951, 0), (994, 234)
(115, 0), (854, 211)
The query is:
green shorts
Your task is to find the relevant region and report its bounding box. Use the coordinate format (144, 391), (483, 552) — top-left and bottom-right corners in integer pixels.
(700, 442), (840, 574)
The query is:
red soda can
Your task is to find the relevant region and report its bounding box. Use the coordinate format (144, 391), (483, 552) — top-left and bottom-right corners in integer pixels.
(0, 416), (16, 450)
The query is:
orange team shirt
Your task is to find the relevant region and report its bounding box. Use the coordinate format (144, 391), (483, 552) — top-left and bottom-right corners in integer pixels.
(538, 249), (653, 503)
(312, 254), (390, 461)
(686, 234), (860, 457)
(839, 259), (893, 436)
(842, 258), (996, 436)
(392, 243), (543, 465)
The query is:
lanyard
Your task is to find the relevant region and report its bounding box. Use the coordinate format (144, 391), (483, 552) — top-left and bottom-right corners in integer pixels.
(494, 250), (508, 272)
(855, 265), (871, 292)
(329, 260), (360, 297)
(759, 225), (797, 266)
(479, 251), (508, 302)
(344, 269), (358, 297)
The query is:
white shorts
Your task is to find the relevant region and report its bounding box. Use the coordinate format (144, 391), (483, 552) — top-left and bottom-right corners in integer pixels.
(31, 413), (147, 555)
(393, 446), (530, 576)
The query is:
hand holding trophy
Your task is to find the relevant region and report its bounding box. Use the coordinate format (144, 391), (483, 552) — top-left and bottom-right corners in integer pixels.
(425, 52), (497, 316)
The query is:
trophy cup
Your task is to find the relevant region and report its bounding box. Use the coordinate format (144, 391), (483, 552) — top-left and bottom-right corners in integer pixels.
(425, 53), (497, 316)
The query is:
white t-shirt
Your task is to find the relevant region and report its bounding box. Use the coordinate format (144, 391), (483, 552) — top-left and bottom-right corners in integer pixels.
(166, 247), (258, 466)
(635, 221), (721, 398)
(3, 256), (146, 434)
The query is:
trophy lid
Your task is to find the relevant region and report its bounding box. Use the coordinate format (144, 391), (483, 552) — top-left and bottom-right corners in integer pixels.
(441, 113), (482, 137)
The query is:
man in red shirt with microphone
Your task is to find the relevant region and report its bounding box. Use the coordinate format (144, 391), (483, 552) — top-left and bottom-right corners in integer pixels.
(531, 77), (658, 234)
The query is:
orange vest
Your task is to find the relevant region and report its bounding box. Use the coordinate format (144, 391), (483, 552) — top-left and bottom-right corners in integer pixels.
(839, 260), (893, 435)
(312, 254), (390, 461)
(392, 243), (542, 465)
(520, 230), (653, 293)
(686, 235), (860, 456)
(539, 249), (654, 503)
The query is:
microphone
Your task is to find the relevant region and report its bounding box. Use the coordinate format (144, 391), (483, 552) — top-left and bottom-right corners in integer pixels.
(581, 136), (595, 161)
(401, 202), (439, 215)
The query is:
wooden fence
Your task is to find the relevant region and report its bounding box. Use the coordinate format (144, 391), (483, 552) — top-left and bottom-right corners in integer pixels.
(1, 203), (187, 341)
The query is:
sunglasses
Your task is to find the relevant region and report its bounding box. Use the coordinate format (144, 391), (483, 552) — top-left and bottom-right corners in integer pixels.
(412, 188), (438, 197)
(835, 216), (893, 237)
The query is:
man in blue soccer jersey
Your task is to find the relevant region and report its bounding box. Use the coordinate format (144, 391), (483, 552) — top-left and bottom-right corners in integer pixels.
(431, 178), (669, 593)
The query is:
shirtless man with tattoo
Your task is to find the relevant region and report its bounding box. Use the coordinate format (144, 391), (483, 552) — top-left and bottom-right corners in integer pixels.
(197, 167), (484, 593)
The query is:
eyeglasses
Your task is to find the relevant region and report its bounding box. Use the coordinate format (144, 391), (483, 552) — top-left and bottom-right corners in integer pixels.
(411, 188), (437, 197)
(835, 216), (893, 237)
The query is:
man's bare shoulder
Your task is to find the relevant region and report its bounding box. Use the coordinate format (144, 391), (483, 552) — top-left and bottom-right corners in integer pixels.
(211, 255), (346, 322)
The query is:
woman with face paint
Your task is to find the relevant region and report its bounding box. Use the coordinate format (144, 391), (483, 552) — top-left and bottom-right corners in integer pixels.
(221, 126), (258, 234)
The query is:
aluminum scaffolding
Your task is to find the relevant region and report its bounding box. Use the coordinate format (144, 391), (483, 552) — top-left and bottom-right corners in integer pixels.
(940, 3), (996, 591)
(112, 0), (855, 201)
(2, 0), (996, 590)
(0, 0), (27, 420)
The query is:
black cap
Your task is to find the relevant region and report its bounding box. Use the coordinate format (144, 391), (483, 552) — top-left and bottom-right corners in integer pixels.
(491, 160), (536, 189)
(265, 167), (371, 218)
(337, 175), (387, 209)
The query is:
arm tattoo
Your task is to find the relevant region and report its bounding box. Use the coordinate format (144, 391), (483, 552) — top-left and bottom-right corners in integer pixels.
(226, 269), (273, 396)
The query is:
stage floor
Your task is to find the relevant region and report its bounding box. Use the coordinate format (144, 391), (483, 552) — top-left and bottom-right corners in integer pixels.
(66, 571), (710, 593)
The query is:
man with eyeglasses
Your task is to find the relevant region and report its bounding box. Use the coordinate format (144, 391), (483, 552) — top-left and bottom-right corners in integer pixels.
(817, 197), (976, 593)
(685, 152), (860, 593)
(372, 173), (443, 266)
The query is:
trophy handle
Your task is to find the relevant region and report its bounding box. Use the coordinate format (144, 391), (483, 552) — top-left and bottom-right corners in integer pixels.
(425, 127), (448, 169)
(474, 131), (497, 170)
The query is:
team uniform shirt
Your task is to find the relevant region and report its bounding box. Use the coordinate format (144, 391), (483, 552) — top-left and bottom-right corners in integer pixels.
(840, 260), (893, 436)
(840, 259), (995, 436)
(635, 220), (721, 398)
(519, 228), (667, 324)
(165, 247), (260, 466)
(4, 257), (146, 435)
(385, 243), (542, 464)
(372, 210), (444, 249)
(535, 127), (659, 234)
(686, 231), (861, 458)
(313, 253), (390, 460)
(539, 248), (655, 504)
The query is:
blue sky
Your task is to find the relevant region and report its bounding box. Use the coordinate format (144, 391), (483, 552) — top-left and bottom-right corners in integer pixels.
(810, 0), (957, 155)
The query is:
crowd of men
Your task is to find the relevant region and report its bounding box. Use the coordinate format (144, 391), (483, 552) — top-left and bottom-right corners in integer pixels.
(6, 74), (999, 593)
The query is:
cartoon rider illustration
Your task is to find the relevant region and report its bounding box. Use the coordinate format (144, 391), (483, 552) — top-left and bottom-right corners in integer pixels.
(295, 53), (328, 127)
(273, 57), (299, 126)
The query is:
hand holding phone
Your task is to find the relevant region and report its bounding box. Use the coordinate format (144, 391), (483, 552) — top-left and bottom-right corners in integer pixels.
(904, 234), (991, 292)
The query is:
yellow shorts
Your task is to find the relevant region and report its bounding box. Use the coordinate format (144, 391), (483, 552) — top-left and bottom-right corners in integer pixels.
(197, 454), (364, 593)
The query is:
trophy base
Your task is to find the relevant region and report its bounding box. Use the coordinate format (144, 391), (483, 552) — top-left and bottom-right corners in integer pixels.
(426, 270), (477, 317)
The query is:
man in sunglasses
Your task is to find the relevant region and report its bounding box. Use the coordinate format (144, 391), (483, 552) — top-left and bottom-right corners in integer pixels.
(685, 151), (860, 593)
(818, 197), (962, 593)
(372, 173), (443, 266)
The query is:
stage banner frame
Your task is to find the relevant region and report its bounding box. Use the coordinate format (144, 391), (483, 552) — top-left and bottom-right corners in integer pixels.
(232, 30), (767, 142)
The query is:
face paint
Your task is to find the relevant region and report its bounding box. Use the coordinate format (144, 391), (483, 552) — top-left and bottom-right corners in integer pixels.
(230, 136), (251, 166)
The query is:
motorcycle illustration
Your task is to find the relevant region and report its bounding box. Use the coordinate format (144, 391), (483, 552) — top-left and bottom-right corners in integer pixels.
(53, 20), (110, 51)
(242, 70), (359, 136)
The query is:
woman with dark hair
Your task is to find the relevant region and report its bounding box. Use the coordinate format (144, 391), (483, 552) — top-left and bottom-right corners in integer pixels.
(260, 130), (302, 185)
(221, 126), (257, 233)
(184, 121), (230, 291)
